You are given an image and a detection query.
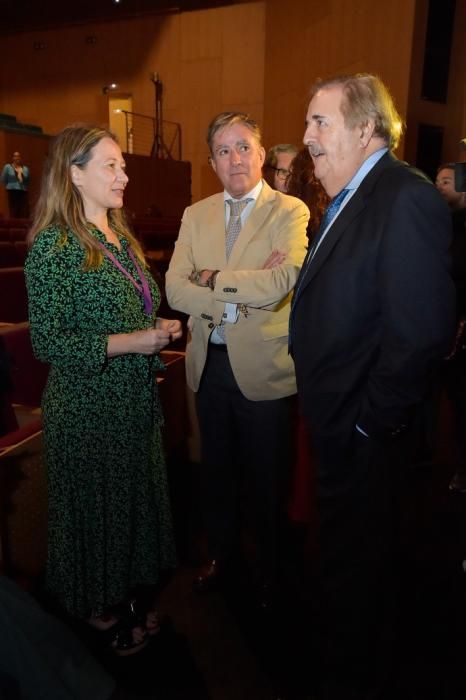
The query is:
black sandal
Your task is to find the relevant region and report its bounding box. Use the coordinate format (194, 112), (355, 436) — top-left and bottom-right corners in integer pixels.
(108, 619), (149, 657)
(127, 597), (161, 637)
(88, 606), (149, 657)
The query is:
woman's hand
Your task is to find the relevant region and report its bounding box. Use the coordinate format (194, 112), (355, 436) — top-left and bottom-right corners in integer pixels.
(155, 317), (183, 342)
(107, 321), (182, 357)
(128, 328), (172, 355)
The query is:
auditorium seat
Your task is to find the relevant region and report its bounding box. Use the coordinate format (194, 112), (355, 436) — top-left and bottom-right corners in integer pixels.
(0, 322), (47, 578)
(0, 242), (20, 267)
(0, 346), (187, 580)
(8, 227), (28, 242)
(13, 241), (28, 266)
(0, 268), (28, 322)
(0, 322), (48, 407)
(0, 320), (47, 449)
(0, 429), (46, 578)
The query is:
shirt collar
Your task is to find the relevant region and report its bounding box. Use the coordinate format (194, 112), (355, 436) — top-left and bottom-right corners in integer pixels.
(223, 178), (263, 203)
(345, 147), (388, 192)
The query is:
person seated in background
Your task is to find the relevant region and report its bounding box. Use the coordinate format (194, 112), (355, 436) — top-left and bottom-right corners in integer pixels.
(263, 143), (298, 192)
(25, 125), (181, 656)
(436, 162), (466, 493)
(1, 151), (30, 218)
(286, 147), (329, 238)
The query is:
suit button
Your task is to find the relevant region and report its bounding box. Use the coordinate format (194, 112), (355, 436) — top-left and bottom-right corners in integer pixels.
(208, 322), (214, 329)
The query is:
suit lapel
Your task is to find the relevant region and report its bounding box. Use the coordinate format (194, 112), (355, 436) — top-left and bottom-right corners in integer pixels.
(303, 192), (365, 285)
(292, 152), (395, 306)
(205, 193), (228, 267)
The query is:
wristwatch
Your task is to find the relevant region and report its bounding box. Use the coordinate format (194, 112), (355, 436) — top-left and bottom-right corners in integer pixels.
(207, 270), (219, 290)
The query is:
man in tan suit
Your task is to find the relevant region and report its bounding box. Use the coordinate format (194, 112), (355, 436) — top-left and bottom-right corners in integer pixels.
(166, 112), (308, 605)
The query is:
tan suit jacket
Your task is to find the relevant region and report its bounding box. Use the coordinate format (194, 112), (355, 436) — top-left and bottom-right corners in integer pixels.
(165, 180), (309, 401)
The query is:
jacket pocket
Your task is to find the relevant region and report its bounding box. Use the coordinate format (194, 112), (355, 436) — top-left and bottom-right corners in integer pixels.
(260, 321), (289, 341)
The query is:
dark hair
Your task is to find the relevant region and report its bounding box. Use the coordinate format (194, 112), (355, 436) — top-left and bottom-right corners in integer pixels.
(436, 162), (455, 174)
(286, 148), (330, 237)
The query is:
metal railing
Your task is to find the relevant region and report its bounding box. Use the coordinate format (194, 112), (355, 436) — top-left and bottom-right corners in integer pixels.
(116, 110), (182, 160)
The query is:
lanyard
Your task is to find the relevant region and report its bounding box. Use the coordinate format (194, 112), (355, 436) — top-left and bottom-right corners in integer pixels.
(98, 242), (153, 317)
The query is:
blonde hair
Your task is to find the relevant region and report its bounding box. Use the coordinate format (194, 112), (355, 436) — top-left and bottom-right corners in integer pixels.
(28, 125), (145, 270)
(311, 74), (405, 151)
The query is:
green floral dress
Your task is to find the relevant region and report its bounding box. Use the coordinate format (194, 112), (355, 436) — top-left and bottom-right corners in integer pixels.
(25, 225), (176, 618)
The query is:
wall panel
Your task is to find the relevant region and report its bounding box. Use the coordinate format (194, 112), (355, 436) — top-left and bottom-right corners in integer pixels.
(263, 0), (417, 156)
(1, 0), (463, 207)
(0, 3), (265, 204)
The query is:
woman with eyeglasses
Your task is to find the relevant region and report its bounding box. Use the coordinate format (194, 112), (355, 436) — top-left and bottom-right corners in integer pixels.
(263, 143), (298, 193)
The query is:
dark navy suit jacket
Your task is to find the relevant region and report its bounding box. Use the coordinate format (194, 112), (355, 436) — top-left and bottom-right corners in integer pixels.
(290, 151), (456, 477)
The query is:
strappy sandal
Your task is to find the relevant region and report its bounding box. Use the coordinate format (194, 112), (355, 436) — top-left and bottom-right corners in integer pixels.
(108, 619), (149, 657)
(128, 598), (161, 637)
(88, 606), (149, 657)
(144, 609), (161, 636)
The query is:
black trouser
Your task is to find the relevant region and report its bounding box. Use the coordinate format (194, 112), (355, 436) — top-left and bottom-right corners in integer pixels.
(314, 429), (409, 699)
(196, 344), (293, 582)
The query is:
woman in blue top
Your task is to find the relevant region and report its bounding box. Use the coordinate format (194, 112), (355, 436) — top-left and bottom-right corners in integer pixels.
(1, 151), (30, 217)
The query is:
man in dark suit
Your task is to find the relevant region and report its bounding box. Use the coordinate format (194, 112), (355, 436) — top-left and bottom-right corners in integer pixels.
(290, 74), (456, 699)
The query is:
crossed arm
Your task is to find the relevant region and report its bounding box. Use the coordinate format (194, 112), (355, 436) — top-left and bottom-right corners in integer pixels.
(165, 200), (309, 323)
(189, 249), (287, 289)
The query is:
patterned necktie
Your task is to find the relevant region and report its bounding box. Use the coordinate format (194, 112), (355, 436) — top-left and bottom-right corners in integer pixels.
(216, 198), (251, 342)
(307, 187), (349, 261)
(225, 198), (250, 258)
(289, 187), (350, 350)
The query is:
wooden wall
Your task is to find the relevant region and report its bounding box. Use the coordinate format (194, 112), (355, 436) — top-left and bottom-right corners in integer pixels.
(0, 0), (464, 207)
(0, 2), (265, 205)
(0, 131), (192, 219)
(262, 0), (417, 157)
(405, 0), (466, 165)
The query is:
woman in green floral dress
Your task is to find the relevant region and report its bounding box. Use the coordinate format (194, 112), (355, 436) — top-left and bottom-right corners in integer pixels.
(25, 125), (180, 655)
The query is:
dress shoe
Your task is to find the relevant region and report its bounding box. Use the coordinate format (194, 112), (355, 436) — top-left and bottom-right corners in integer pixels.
(192, 559), (222, 593)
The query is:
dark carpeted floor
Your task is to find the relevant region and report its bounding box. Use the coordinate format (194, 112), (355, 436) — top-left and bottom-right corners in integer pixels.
(8, 442), (466, 700)
(83, 452), (466, 700)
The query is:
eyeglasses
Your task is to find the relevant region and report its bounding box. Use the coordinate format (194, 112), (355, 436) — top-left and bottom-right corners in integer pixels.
(271, 167), (290, 180)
